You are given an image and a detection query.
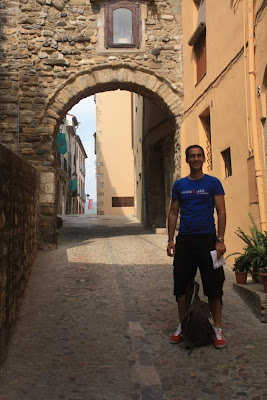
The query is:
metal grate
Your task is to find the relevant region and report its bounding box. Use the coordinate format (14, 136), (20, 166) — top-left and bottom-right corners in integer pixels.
(206, 129), (212, 171)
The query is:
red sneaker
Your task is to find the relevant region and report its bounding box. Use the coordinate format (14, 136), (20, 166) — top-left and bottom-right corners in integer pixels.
(214, 327), (226, 349)
(170, 325), (183, 344)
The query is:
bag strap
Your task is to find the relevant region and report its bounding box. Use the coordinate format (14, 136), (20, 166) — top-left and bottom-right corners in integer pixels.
(185, 280), (194, 309)
(185, 280), (201, 309)
(193, 281), (200, 297)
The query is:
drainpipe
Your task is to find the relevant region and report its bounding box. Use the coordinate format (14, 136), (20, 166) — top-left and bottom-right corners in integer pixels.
(243, 0), (252, 154)
(247, 0), (266, 231)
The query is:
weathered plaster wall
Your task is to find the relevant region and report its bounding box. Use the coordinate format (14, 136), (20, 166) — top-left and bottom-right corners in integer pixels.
(181, 0), (267, 258)
(0, 144), (39, 365)
(0, 0), (183, 244)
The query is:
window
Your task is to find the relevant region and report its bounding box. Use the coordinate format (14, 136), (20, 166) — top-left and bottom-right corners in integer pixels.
(200, 109), (212, 171)
(247, 156), (258, 204)
(105, 1), (140, 49)
(194, 32), (206, 83)
(221, 148), (232, 178)
(188, 0), (206, 83)
(113, 8), (132, 44)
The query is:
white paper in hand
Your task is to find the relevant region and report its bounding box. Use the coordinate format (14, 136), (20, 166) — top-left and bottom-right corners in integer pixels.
(210, 250), (226, 269)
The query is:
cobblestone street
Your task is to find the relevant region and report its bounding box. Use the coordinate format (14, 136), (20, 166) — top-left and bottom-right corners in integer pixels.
(0, 215), (266, 400)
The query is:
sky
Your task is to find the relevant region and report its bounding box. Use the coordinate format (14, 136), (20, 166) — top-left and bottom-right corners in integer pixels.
(69, 97), (97, 201)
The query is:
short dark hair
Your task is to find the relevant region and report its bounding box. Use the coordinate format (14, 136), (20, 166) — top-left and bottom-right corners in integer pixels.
(185, 145), (205, 160)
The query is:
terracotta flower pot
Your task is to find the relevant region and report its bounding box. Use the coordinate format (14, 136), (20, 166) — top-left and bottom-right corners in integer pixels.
(235, 271), (247, 284)
(259, 273), (267, 293)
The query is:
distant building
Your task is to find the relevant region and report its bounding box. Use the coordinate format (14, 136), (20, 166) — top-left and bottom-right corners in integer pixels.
(95, 89), (174, 226)
(56, 114), (87, 215)
(76, 135), (87, 214)
(95, 90), (135, 215)
(56, 116), (72, 215)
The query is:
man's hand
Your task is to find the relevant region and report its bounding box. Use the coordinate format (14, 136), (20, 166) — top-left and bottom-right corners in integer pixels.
(167, 240), (175, 257)
(216, 241), (226, 259)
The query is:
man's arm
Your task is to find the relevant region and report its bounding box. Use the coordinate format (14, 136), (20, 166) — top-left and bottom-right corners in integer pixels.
(167, 199), (179, 257)
(214, 194), (226, 258)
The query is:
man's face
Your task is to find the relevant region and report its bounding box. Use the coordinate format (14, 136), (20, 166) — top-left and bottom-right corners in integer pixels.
(186, 148), (205, 170)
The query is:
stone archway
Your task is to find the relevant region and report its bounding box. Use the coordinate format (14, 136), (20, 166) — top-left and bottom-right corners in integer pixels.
(32, 65), (183, 245)
(0, 0), (184, 245)
(40, 64), (182, 128)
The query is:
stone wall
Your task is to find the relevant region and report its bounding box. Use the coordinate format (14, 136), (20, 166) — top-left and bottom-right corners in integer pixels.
(0, 144), (39, 365)
(0, 0), (183, 244)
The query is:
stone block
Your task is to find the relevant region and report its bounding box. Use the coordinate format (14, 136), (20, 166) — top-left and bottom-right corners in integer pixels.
(44, 182), (55, 194)
(161, 15), (175, 21)
(135, 365), (161, 386)
(39, 203), (54, 215)
(40, 172), (54, 184)
(39, 193), (54, 203)
(44, 59), (69, 67)
(47, 109), (59, 120)
(51, 0), (64, 11)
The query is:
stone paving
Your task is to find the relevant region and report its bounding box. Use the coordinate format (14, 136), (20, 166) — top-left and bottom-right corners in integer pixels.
(0, 215), (266, 400)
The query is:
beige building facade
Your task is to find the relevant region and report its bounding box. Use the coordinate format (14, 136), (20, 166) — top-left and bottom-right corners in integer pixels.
(181, 0), (267, 257)
(95, 90), (135, 215)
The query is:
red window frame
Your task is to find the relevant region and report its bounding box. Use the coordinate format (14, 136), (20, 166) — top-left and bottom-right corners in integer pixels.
(104, 1), (140, 49)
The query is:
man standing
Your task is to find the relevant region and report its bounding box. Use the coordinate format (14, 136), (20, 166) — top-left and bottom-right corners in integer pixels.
(167, 145), (227, 349)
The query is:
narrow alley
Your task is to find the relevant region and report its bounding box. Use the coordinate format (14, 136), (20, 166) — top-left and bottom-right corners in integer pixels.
(0, 216), (266, 400)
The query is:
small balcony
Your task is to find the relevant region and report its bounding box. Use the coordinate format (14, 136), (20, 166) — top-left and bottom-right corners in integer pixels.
(57, 152), (69, 178)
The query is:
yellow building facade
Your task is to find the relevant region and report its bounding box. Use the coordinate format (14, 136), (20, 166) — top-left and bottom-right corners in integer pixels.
(181, 0), (267, 257)
(95, 90), (135, 216)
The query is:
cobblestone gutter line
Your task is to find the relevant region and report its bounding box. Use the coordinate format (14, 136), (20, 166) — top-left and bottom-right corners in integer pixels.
(107, 241), (169, 400)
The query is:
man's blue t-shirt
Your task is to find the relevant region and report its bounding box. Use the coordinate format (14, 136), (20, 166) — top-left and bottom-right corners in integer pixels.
(171, 174), (225, 235)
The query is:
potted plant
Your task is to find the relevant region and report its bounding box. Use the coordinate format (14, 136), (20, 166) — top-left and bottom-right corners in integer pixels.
(232, 254), (251, 284)
(227, 214), (267, 284)
(259, 266), (267, 293)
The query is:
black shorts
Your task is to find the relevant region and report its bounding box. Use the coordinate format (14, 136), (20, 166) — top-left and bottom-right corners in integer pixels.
(173, 234), (225, 298)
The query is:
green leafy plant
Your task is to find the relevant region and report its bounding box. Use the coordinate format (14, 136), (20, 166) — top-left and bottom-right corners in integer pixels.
(226, 214), (267, 280)
(232, 254), (252, 273)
